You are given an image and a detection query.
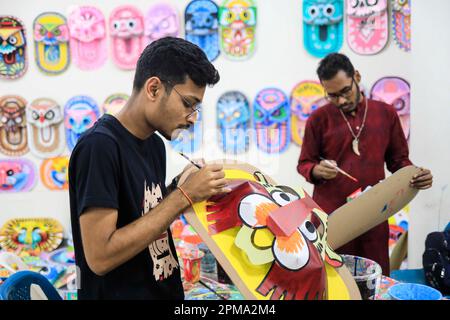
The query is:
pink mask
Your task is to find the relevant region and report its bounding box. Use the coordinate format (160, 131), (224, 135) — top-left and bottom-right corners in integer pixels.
(145, 3), (180, 44)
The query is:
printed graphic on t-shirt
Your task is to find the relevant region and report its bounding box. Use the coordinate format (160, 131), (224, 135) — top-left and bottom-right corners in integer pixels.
(142, 180), (179, 281)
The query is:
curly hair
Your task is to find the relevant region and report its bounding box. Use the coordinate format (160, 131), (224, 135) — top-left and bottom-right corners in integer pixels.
(316, 53), (355, 81)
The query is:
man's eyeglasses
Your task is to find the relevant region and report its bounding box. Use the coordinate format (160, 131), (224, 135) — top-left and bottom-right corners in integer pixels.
(324, 77), (355, 101)
(167, 82), (202, 120)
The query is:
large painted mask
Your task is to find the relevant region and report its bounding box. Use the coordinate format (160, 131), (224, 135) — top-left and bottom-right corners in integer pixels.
(219, 0), (257, 60)
(346, 0), (388, 55)
(68, 6), (107, 70)
(33, 12), (70, 75)
(370, 77), (410, 141)
(185, 0), (220, 61)
(0, 218), (63, 254)
(40, 156), (69, 190)
(217, 91), (250, 154)
(290, 81), (326, 146)
(0, 159), (37, 193)
(64, 95), (100, 151)
(145, 3), (180, 44)
(170, 110), (203, 154)
(253, 88), (290, 154)
(391, 0), (411, 52)
(0, 95), (28, 156)
(179, 164), (353, 300)
(26, 98), (65, 158)
(102, 93), (129, 115)
(0, 16), (27, 79)
(110, 5), (145, 70)
(303, 0), (344, 58)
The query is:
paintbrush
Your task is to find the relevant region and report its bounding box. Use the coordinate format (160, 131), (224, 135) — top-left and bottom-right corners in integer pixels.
(320, 157), (359, 182)
(178, 152), (202, 169)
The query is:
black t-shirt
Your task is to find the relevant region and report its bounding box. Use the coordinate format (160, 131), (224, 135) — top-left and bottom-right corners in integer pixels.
(69, 114), (184, 300)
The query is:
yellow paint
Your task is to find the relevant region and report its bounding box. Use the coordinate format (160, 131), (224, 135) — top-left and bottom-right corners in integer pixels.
(192, 168), (351, 300)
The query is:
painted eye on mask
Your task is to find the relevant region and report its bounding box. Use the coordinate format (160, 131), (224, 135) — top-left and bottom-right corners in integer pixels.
(271, 108), (287, 120)
(307, 5), (319, 18)
(219, 112), (225, 119)
(39, 27), (46, 36)
(323, 4), (336, 17)
(127, 19), (136, 29)
(254, 109), (264, 120)
(393, 98), (405, 111)
(1, 116), (7, 123)
(299, 220), (318, 242)
(233, 111), (241, 118)
(366, 0), (379, 6)
(14, 116), (22, 124)
(398, 0), (407, 6)
(271, 190), (299, 206)
(82, 117), (91, 126)
(240, 10), (251, 22)
(225, 11), (235, 24)
(45, 110), (55, 120)
(6, 169), (15, 176)
(32, 111), (40, 121)
(53, 28), (61, 36)
(113, 21), (120, 30)
(8, 36), (18, 45)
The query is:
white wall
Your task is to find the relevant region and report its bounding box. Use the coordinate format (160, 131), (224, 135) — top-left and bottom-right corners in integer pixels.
(1, 0), (445, 267)
(408, 0), (450, 268)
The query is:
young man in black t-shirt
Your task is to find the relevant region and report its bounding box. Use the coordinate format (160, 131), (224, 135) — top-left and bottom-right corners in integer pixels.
(69, 37), (229, 299)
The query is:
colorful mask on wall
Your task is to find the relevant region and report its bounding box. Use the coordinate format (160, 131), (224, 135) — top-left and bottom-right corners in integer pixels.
(219, 0), (257, 60)
(179, 164), (349, 300)
(68, 6), (107, 70)
(0, 218), (63, 254)
(170, 110), (203, 154)
(370, 76), (410, 140)
(217, 91), (250, 154)
(145, 3), (180, 44)
(110, 5), (145, 70)
(0, 159), (37, 193)
(40, 157), (69, 190)
(185, 0), (220, 61)
(64, 95), (100, 151)
(102, 93), (129, 115)
(391, 0), (411, 52)
(253, 88), (290, 154)
(346, 0), (388, 55)
(0, 16), (27, 79)
(33, 12), (70, 75)
(0, 95), (28, 156)
(26, 98), (65, 158)
(303, 0), (344, 58)
(290, 81), (326, 146)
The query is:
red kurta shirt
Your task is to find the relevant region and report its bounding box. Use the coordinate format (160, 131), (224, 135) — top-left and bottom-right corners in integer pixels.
(297, 97), (412, 275)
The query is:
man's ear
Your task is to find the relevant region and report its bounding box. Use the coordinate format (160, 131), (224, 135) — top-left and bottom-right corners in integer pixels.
(354, 70), (362, 84)
(145, 77), (163, 100)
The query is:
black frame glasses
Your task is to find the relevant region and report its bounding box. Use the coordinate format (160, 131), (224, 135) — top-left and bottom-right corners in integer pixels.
(165, 81), (202, 120)
(324, 77), (355, 102)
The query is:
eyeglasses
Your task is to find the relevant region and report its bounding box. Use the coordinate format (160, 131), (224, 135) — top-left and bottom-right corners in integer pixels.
(167, 82), (202, 120)
(324, 77), (355, 102)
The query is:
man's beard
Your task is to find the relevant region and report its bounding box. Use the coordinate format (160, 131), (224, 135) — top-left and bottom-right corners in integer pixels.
(339, 87), (361, 113)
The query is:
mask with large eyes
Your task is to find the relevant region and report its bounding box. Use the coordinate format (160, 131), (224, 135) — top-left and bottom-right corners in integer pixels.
(370, 77), (410, 139)
(0, 16), (28, 79)
(290, 81), (326, 146)
(391, 0), (410, 52)
(200, 170), (342, 300)
(33, 12), (70, 75)
(303, 0), (344, 58)
(219, 0), (257, 60)
(68, 6), (107, 70)
(346, 0), (388, 55)
(0, 159), (36, 192)
(40, 157), (69, 190)
(0, 218), (63, 254)
(253, 88), (291, 154)
(185, 0), (220, 61)
(0, 95), (28, 156)
(26, 98), (65, 159)
(145, 3), (180, 44)
(109, 5), (145, 70)
(217, 91), (250, 154)
(64, 95), (100, 151)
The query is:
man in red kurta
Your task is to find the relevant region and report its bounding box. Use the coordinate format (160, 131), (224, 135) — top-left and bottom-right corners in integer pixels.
(297, 53), (433, 276)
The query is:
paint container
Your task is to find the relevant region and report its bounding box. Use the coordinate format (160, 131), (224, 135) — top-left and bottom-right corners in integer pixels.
(388, 283), (443, 300)
(181, 249), (204, 283)
(342, 254), (382, 300)
(198, 242), (217, 274)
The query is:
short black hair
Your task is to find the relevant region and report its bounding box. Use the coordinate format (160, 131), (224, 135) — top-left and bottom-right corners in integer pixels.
(133, 37), (220, 91)
(316, 53), (355, 81)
